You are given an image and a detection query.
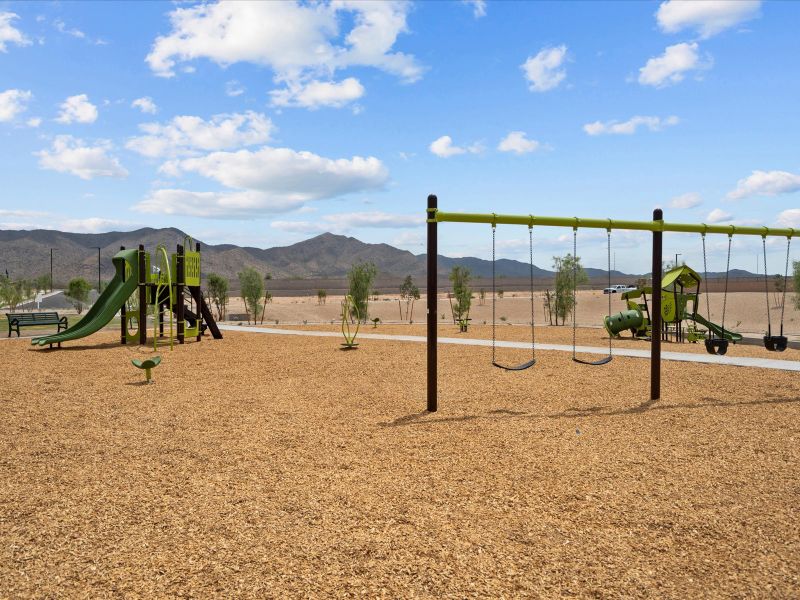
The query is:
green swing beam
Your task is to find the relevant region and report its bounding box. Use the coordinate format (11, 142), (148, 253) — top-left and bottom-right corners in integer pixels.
(425, 195), (795, 412)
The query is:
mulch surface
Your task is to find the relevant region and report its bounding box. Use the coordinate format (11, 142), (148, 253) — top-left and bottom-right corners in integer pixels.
(1, 330), (799, 597)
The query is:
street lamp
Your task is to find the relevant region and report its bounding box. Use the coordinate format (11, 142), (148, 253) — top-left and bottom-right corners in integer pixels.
(50, 248), (54, 292)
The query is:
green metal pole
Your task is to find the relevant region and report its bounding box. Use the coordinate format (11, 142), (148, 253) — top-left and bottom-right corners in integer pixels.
(434, 211), (795, 238)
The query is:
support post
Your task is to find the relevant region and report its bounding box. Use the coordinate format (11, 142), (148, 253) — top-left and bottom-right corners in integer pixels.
(195, 243), (202, 341)
(120, 245), (126, 345)
(651, 208), (663, 401)
(176, 244), (185, 344)
(138, 244), (147, 346)
(427, 194), (438, 412)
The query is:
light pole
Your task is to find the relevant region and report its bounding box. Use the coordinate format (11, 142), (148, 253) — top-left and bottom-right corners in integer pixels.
(50, 248), (53, 292)
(675, 253), (681, 268)
(95, 247), (101, 295)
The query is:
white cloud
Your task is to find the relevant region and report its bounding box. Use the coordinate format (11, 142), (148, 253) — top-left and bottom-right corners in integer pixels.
(0, 12), (30, 52)
(137, 146), (389, 218)
(26, 117), (42, 128)
(656, 1), (761, 39)
(464, 1), (487, 19)
(36, 135), (128, 180)
(131, 97), (157, 114)
(126, 111), (273, 158)
(521, 45), (567, 92)
(706, 208), (733, 223)
(0, 89), (32, 122)
(225, 80), (245, 97)
(56, 94), (98, 124)
(392, 230), (424, 249)
(583, 115), (679, 135)
(638, 42), (710, 87)
(669, 192), (702, 209)
(497, 131), (541, 154)
(429, 135), (482, 158)
(146, 1), (423, 109)
(727, 170), (800, 200)
(271, 211), (422, 234)
(270, 77), (365, 109)
(776, 209), (800, 229)
(54, 18), (85, 39)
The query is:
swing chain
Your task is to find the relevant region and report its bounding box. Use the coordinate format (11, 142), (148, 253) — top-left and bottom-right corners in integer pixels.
(492, 224), (496, 364)
(781, 237), (791, 335)
(529, 225), (536, 361)
(572, 228), (577, 359)
(607, 228), (612, 356)
(721, 234), (732, 333)
(762, 236), (771, 336)
(701, 233), (711, 328)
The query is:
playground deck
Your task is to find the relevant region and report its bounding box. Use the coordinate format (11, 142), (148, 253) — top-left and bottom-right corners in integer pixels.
(1, 330), (798, 597)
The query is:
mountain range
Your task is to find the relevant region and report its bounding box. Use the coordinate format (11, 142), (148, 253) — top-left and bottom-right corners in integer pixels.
(0, 227), (755, 286)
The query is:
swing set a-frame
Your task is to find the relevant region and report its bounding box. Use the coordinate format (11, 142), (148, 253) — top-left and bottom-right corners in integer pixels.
(424, 194), (795, 412)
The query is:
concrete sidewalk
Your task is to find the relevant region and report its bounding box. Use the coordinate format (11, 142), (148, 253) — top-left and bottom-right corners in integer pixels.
(219, 324), (800, 373)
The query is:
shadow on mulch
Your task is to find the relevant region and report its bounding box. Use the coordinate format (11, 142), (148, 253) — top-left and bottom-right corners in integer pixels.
(381, 396), (800, 427)
(31, 341), (127, 352)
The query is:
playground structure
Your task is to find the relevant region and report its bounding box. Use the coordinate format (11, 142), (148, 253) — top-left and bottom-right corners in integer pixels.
(32, 240), (222, 348)
(425, 195), (795, 412)
(603, 264), (743, 348)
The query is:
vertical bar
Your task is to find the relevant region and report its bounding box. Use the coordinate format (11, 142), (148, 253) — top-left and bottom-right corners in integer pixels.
(120, 245), (126, 345)
(50, 248), (53, 292)
(176, 244), (185, 344)
(138, 244), (147, 346)
(651, 209), (663, 401)
(427, 194), (438, 412)
(195, 242), (202, 341)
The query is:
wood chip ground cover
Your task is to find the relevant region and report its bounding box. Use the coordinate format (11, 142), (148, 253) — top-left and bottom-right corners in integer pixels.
(1, 330), (798, 597)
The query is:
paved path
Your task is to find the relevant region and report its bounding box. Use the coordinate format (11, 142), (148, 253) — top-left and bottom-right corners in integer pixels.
(218, 324), (800, 372)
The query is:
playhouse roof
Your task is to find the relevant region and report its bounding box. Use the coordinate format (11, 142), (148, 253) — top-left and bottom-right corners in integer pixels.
(661, 265), (701, 290)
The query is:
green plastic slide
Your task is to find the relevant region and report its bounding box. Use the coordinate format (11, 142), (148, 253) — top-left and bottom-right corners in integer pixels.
(32, 249), (139, 347)
(690, 314), (743, 342)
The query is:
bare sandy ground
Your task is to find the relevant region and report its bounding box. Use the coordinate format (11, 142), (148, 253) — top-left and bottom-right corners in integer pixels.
(227, 291), (798, 336)
(1, 330), (799, 597)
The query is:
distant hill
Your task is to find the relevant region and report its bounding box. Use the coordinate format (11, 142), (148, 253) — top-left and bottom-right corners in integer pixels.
(0, 227), (756, 286)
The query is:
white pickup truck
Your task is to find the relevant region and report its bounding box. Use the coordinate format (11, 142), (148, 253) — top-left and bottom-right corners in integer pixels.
(603, 284), (636, 294)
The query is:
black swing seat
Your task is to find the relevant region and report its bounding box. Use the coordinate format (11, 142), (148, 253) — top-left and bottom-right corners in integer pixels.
(572, 355), (613, 366)
(492, 359), (536, 371)
(704, 338), (729, 356)
(764, 335), (788, 352)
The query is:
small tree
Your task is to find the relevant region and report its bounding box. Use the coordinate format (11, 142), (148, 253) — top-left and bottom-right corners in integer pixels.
(16, 279), (33, 310)
(66, 277), (91, 314)
(237, 267), (263, 324)
(497, 289), (504, 299)
(206, 273), (229, 321)
(399, 275), (420, 321)
(553, 254), (587, 326)
(347, 261), (377, 323)
(35, 274), (51, 294)
(260, 273), (274, 324)
(0, 277), (23, 311)
(317, 289), (327, 305)
(793, 261), (800, 311)
(773, 274), (786, 309)
(449, 266), (472, 324)
(478, 288), (486, 305)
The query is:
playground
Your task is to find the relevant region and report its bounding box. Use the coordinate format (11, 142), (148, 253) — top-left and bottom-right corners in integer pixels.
(1, 327), (798, 596)
(2, 205), (799, 597)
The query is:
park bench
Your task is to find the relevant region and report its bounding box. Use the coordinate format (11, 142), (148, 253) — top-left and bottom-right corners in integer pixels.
(6, 311), (68, 342)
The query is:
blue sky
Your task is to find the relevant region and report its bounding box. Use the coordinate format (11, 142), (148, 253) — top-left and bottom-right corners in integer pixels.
(1, 0), (799, 274)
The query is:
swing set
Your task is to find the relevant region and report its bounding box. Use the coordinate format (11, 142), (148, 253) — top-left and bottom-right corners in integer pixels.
(425, 195), (795, 412)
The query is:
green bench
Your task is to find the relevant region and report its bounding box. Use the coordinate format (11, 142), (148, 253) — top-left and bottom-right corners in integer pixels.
(6, 311), (68, 340)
